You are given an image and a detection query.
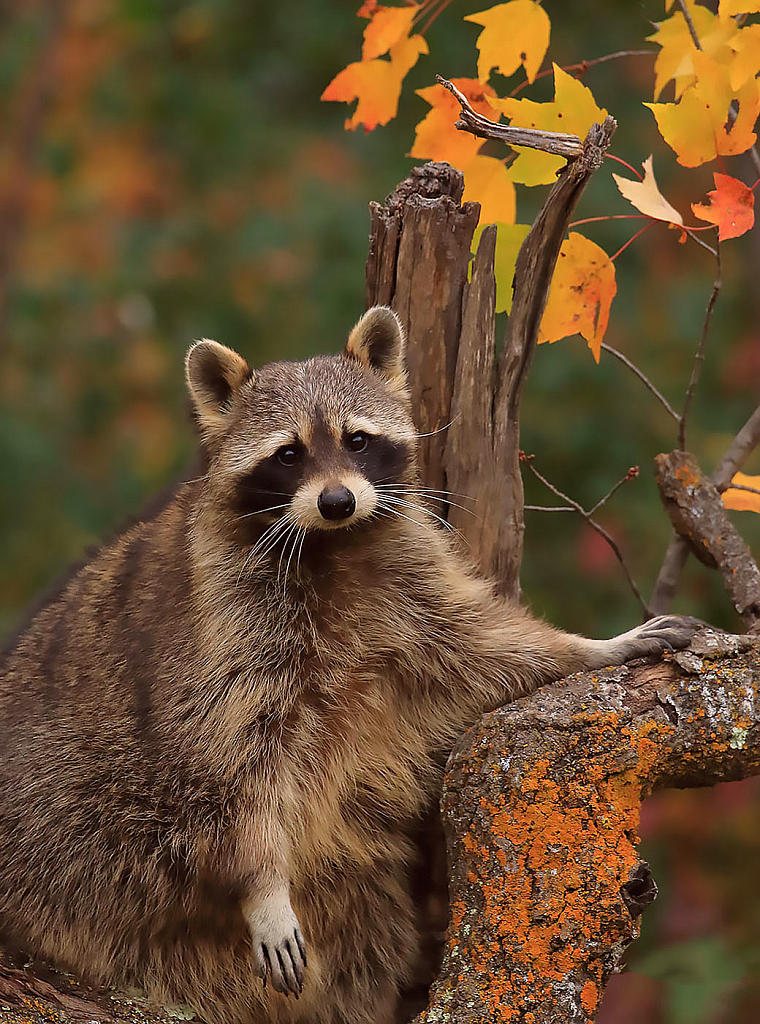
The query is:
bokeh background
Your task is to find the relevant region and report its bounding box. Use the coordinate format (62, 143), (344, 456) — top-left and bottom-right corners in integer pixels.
(2, 1), (760, 1020)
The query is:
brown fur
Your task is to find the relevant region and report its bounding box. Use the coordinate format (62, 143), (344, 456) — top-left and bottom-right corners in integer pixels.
(0, 308), (697, 1023)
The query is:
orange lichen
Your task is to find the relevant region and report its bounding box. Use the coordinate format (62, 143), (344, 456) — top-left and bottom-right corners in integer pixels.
(581, 980), (599, 1011)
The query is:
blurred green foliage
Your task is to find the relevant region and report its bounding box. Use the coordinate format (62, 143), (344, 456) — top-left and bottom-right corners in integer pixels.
(1, 1), (760, 1020)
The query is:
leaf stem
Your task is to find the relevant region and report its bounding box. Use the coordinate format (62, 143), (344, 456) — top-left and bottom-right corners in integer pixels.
(604, 153), (645, 179)
(609, 222), (654, 261)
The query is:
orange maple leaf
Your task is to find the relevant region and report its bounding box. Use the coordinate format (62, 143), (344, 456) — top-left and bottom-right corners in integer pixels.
(494, 65), (608, 185)
(722, 472), (760, 513)
(612, 155), (684, 226)
(362, 4), (418, 60)
(692, 172), (755, 240)
(464, 0), (551, 85)
(645, 50), (757, 167)
(410, 78), (499, 165)
(322, 32), (427, 131)
(538, 233), (617, 362)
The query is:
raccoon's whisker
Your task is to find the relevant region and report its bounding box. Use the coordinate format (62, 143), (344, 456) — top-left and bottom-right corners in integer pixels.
(295, 526), (307, 577)
(374, 489), (478, 518)
(375, 485), (477, 503)
(256, 514), (297, 566)
(238, 514), (295, 584)
(377, 496), (454, 532)
(373, 501), (427, 531)
(236, 504), (290, 521)
(283, 525), (305, 590)
(277, 519), (301, 587)
(411, 415), (460, 439)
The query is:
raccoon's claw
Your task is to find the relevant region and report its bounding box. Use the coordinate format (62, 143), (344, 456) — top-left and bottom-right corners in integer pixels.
(260, 933), (305, 996)
(247, 894), (306, 997)
(610, 614), (704, 664)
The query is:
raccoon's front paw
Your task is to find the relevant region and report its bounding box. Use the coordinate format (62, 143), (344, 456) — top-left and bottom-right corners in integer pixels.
(247, 893), (306, 996)
(612, 614), (704, 662)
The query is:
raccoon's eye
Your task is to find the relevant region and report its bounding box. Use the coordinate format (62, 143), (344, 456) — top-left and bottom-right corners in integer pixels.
(346, 431), (369, 453)
(276, 444), (301, 467)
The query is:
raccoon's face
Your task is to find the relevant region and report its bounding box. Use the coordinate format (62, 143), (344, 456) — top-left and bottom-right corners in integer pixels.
(186, 307), (418, 542)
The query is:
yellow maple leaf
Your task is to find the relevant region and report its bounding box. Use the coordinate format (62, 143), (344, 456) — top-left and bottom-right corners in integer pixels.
(726, 23), (760, 90)
(493, 65), (608, 186)
(612, 155), (684, 226)
(720, 0), (760, 17)
(362, 5), (418, 60)
(410, 79), (499, 165)
(538, 233), (616, 362)
(322, 34), (427, 131)
(471, 223), (531, 313)
(722, 472), (760, 513)
(464, 0), (551, 85)
(716, 75), (760, 156)
(648, 0), (738, 100)
(646, 51), (735, 167)
(462, 155), (516, 228)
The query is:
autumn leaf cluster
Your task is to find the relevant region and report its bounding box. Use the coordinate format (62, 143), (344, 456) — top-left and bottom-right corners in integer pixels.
(323, 0), (760, 363)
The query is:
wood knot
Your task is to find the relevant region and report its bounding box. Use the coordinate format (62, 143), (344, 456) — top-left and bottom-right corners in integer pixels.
(621, 860), (658, 917)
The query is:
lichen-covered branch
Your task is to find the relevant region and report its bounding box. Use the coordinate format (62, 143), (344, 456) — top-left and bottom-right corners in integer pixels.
(0, 944), (187, 1023)
(415, 631), (760, 1024)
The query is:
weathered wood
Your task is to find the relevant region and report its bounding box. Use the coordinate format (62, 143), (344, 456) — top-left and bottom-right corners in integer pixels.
(443, 224), (497, 543)
(415, 631), (760, 1024)
(366, 162), (479, 503)
(367, 121), (616, 592)
(437, 75), (583, 158)
(489, 117), (617, 598)
(655, 449), (760, 629)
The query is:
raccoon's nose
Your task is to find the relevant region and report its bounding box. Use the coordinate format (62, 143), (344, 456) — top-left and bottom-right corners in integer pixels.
(317, 485), (356, 521)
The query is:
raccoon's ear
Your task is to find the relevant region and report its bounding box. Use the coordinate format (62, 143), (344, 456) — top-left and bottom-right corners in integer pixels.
(186, 339), (253, 436)
(345, 306), (406, 390)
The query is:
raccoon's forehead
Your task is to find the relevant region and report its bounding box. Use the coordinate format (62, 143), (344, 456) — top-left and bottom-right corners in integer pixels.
(234, 355), (412, 438)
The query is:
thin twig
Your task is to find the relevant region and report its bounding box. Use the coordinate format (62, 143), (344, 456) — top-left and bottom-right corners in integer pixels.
(723, 483), (760, 497)
(524, 505), (577, 512)
(601, 343), (680, 421)
(679, 236), (722, 450)
(521, 454), (651, 616)
(588, 466), (640, 517)
(436, 76), (583, 157)
(685, 228), (718, 257)
(676, 0), (702, 50)
(508, 49), (656, 98)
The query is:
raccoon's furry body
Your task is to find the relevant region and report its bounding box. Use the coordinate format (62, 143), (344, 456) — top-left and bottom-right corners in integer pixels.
(0, 309), (697, 1023)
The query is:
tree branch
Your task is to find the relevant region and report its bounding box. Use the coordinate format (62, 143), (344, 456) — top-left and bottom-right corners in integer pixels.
(436, 76), (583, 157)
(655, 450), (760, 629)
(650, 403), (760, 615)
(415, 630), (760, 1024)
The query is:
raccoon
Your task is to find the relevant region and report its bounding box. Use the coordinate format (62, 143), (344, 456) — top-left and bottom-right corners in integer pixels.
(0, 307), (698, 1024)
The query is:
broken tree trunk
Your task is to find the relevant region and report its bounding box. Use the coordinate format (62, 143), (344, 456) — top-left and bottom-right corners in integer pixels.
(366, 115), (616, 600)
(414, 630), (760, 1024)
